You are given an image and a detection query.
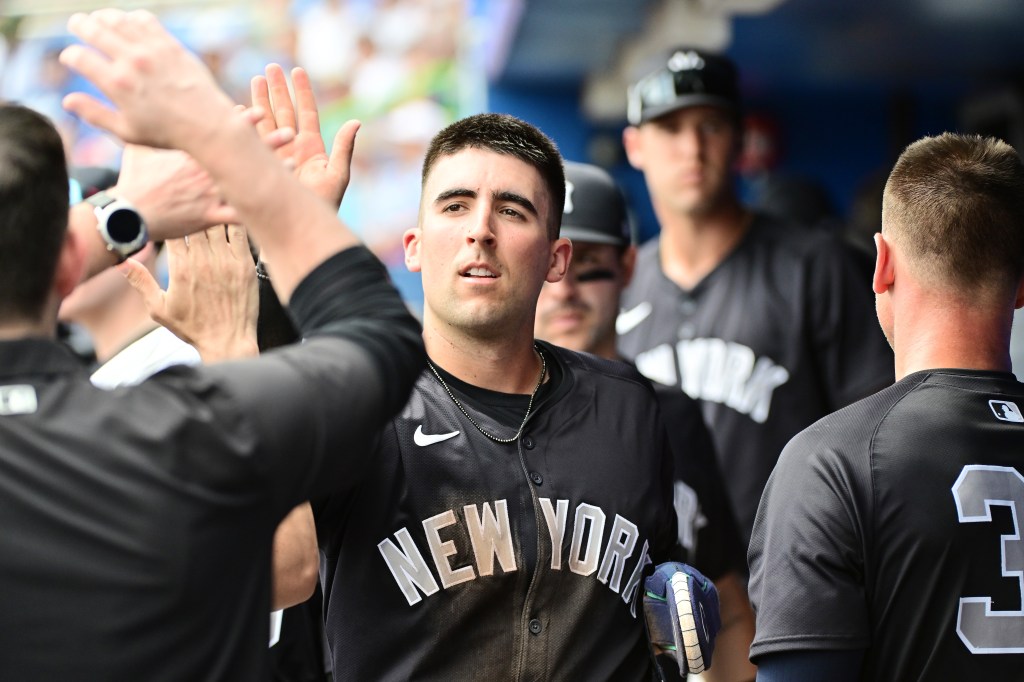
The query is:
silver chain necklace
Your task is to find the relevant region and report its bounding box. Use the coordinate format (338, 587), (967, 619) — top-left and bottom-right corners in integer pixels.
(425, 345), (547, 444)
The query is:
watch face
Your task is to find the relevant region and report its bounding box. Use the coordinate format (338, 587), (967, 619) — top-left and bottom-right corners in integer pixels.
(107, 207), (141, 242)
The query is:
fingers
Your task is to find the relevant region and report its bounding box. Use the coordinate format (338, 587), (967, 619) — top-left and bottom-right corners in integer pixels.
(250, 75), (276, 138)
(328, 119), (361, 189)
(225, 225), (253, 262)
(204, 203), (241, 227)
(264, 126), (296, 150)
(60, 92), (123, 139)
(119, 257), (166, 320)
(291, 67), (321, 138)
(65, 11), (132, 59)
(265, 64), (297, 134)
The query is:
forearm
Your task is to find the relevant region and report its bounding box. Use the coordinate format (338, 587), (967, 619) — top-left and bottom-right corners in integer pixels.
(287, 247), (425, 414)
(271, 502), (319, 610)
(703, 572), (757, 682)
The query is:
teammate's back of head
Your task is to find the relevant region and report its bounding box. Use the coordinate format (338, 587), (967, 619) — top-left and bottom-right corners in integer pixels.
(0, 105), (70, 324)
(421, 113), (565, 239)
(883, 133), (1024, 297)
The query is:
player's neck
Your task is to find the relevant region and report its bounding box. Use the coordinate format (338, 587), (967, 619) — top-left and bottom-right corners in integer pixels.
(892, 297), (1014, 380)
(422, 320), (544, 394)
(0, 320), (56, 340)
(656, 202), (751, 291)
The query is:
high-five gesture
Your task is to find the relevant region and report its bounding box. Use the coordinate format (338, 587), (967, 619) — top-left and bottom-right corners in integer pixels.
(251, 64), (359, 209)
(60, 10), (237, 150)
(61, 9), (360, 303)
(121, 225), (259, 362)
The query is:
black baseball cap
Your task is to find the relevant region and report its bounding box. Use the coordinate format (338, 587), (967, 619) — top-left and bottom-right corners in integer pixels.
(627, 48), (740, 126)
(561, 161), (631, 247)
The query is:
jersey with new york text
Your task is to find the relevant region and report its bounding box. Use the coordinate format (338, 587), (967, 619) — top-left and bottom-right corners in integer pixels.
(748, 369), (1024, 680)
(618, 215), (893, 543)
(314, 342), (680, 681)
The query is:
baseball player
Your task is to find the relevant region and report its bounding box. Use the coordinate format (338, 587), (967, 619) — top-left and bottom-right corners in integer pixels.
(619, 48), (894, 543)
(0, 10), (423, 679)
(535, 161), (755, 682)
(748, 133), (1024, 679)
(277, 113), (718, 680)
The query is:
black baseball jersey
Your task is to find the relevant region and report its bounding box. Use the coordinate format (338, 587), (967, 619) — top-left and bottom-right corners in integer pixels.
(618, 215), (893, 543)
(651, 382), (745, 581)
(748, 369), (1024, 681)
(0, 248), (424, 680)
(314, 343), (681, 681)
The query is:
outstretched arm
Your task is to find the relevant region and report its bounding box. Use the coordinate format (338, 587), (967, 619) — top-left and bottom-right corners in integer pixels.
(61, 9), (357, 303)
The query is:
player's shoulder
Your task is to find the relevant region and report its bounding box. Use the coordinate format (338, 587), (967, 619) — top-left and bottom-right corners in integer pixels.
(783, 374), (925, 464)
(628, 236), (665, 289)
(542, 341), (657, 396)
(746, 212), (846, 259)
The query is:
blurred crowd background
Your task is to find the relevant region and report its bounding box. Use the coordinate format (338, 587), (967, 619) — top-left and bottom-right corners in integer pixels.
(0, 0), (478, 310)
(3, 0), (1024, 321)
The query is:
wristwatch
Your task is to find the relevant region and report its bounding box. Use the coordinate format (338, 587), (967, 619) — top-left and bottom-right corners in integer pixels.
(86, 191), (148, 261)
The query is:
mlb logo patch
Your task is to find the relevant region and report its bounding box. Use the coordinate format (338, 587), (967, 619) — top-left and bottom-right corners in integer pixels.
(989, 399), (1024, 423)
(0, 384), (37, 415)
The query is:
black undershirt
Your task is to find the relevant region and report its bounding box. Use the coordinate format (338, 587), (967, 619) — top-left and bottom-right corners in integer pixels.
(429, 345), (563, 432)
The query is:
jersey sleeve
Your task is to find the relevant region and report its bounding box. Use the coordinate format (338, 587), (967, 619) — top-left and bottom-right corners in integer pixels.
(182, 247), (424, 520)
(747, 423), (872, 659)
(805, 237), (893, 409)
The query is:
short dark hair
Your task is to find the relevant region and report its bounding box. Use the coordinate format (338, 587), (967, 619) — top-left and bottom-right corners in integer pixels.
(0, 105), (69, 323)
(883, 133), (1024, 293)
(421, 113), (565, 239)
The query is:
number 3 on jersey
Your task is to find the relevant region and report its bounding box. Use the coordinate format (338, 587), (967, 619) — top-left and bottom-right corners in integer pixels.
(951, 465), (1024, 654)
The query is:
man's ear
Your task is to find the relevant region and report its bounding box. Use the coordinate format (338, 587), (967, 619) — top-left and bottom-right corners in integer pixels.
(546, 237), (572, 284)
(620, 245), (638, 287)
(55, 229), (86, 299)
(872, 232), (895, 295)
(622, 126), (644, 171)
(402, 227), (422, 273)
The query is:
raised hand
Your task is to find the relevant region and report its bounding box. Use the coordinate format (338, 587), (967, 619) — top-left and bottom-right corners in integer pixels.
(59, 9), (239, 151)
(251, 64), (359, 209)
(113, 144), (239, 235)
(121, 225), (259, 362)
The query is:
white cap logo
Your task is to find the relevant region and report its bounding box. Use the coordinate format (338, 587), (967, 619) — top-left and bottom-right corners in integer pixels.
(564, 180), (575, 215)
(668, 50), (705, 73)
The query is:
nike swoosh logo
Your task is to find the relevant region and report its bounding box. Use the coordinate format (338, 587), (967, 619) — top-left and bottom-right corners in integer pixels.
(616, 302), (652, 335)
(414, 425), (460, 446)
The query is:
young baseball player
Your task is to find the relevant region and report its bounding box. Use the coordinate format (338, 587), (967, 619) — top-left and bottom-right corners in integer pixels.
(619, 48), (894, 544)
(535, 160), (756, 682)
(297, 114), (717, 680)
(0, 10), (424, 678)
(749, 133), (1024, 680)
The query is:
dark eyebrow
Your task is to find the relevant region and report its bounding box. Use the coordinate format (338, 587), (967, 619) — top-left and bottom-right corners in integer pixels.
(494, 190), (538, 218)
(434, 188), (476, 205)
(433, 188), (539, 219)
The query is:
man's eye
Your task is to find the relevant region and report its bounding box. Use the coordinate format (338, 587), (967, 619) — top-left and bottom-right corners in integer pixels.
(500, 207), (523, 219)
(443, 203), (464, 213)
(575, 268), (616, 284)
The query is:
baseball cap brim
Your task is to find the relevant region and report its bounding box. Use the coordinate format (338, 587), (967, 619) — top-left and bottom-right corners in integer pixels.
(634, 94), (737, 126)
(561, 225), (629, 246)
